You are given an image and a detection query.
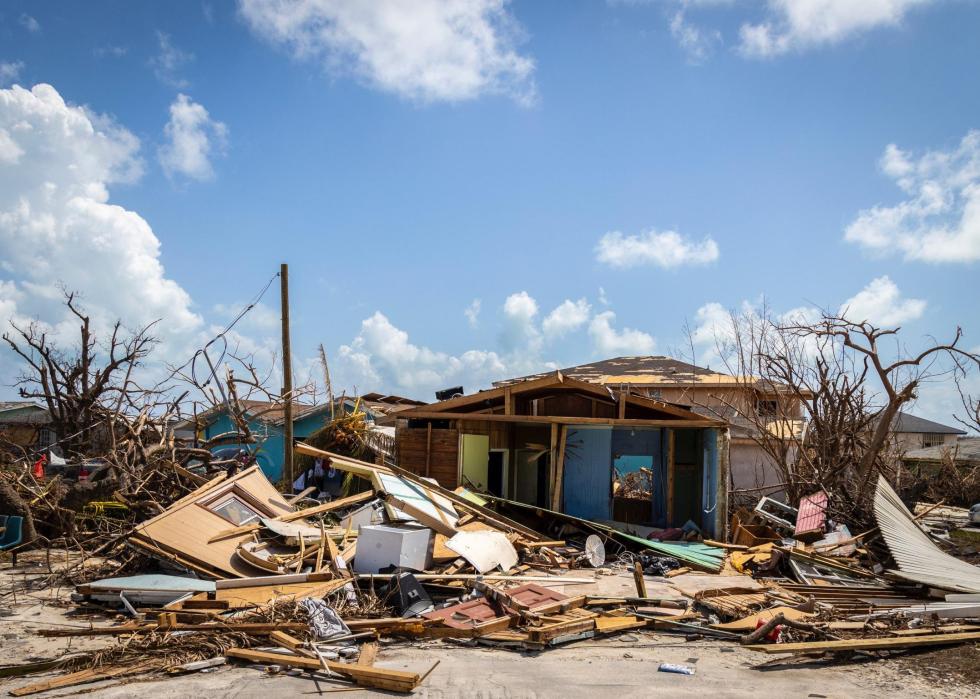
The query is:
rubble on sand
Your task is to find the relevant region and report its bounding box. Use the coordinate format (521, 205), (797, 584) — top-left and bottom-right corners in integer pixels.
(1, 443), (980, 695)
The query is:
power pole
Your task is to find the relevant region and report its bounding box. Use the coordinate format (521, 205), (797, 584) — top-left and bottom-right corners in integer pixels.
(280, 263), (294, 488)
(319, 343), (335, 420)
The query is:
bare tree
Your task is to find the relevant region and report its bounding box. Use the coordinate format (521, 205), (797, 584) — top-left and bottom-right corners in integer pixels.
(700, 306), (980, 528)
(3, 291), (159, 457)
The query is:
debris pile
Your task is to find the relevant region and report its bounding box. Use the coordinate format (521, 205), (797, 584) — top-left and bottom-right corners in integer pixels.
(2, 443), (980, 695)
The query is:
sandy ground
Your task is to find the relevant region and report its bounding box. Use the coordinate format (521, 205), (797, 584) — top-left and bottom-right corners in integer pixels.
(0, 552), (973, 698)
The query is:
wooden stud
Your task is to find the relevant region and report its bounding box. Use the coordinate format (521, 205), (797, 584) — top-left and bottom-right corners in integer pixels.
(633, 561), (648, 598)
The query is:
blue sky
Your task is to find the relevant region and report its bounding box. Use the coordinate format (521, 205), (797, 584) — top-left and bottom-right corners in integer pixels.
(0, 0), (977, 424)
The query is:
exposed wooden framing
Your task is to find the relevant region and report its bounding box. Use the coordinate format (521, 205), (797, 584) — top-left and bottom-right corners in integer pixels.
(666, 429), (675, 524)
(504, 386), (513, 415)
(425, 422), (432, 477)
(633, 562), (648, 598)
(392, 412), (723, 428)
(393, 371), (712, 423)
(618, 390), (626, 419)
(550, 425), (567, 511)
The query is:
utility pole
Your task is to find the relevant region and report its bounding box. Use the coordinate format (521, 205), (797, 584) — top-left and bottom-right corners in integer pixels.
(280, 263), (294, 488)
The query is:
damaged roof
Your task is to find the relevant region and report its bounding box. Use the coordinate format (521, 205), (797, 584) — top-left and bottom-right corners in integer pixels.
(886, 411), (967, 435)
(493, 356), (749, 389)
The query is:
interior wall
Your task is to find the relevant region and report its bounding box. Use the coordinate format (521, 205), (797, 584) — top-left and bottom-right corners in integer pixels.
(562, 427), (612, 520)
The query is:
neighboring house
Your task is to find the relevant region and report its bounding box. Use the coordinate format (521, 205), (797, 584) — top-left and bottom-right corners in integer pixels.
(496, 357), (800, 495)
(884, 411), (967, 453)
(188, 395), (423, 482)
(902, 437), (980, 472)
(0, 401), (54, 458)
(388, 371), (730, 538)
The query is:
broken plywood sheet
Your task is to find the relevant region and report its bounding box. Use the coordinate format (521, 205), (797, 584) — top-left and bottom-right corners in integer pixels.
(129, 465), (294, 578)
(446, 530), (518, 573)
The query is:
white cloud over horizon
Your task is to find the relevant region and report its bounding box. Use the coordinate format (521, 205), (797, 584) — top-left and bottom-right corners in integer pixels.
(159, 94), (228, 181)
(596, 228), (720, 269)
(845, 130), (980, 263)
(334, 291), (658, 398)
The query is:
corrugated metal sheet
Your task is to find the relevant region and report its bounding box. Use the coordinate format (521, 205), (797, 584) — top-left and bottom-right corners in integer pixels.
(873, 476), (980, 593)
(795, 491), (828, 538)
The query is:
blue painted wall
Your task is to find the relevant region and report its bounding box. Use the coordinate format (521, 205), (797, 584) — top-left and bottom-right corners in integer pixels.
(701, 428), (720, 538)
(202, 409), (334, 482)
(562, 427), (613, 521)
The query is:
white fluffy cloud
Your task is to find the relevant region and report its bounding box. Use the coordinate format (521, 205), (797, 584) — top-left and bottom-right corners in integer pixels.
(738, 0), (934, 58)
(542, 298), (591, 340)
(337, 311), (512, 395)
(596, 229), (720, 269)
(589, 310), (656, 356)
(845, 131), (980, 263)
(335, 291), (659, 397)
(238, 0), (536, 104)
(839, 275), (926, 326)
(158, 94), (228, 181)
(0, 84), (204, 385)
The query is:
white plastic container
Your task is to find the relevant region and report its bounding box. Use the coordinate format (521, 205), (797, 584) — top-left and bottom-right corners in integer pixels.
(352, 524), (433, 573)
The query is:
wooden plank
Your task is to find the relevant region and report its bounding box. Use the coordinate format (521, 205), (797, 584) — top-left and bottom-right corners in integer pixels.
(224, 649), (422, 692)
(425, 422), (432, 477)
(357, 641), (379, 666)
(666, 429), (675, 524)
(633, 561), (648, 598)
(10, 662), (157, 696)
(744, 631), (980, 654)
(550, 425), (567, 512)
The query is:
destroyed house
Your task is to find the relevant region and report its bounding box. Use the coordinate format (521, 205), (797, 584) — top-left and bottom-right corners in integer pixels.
(389, 372), (730, 538)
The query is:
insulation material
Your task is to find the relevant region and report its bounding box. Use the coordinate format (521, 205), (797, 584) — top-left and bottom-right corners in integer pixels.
(445, 530), (519, 573)
(873, 476), (980, 593)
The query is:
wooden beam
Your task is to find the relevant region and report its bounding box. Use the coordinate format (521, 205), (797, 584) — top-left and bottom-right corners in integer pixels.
(618, 390), (626, 419)
(744, 631), (980, 654)
(632, 561), (648, 598)
(425, 422), (432, 477)
(666, 429), (675, 525)
(225, 648), (424, 692)
(550, 425), (567, 512)
(388, 412), (724, 428)
(504, 386), (513, 415)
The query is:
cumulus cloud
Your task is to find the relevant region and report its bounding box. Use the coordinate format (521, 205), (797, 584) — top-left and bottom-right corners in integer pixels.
(150, 32), (194, 88)
(0, 84), (204, 385)
(589, 311), (656, 356)
(238, 0), (537, 104)
(845, 131), (980, 263)
(334, 290), (657, 397)
(158, 94), (228, 181)
(596, 229), (720, 269)
(337, 311), (513, 396)
(738, 0), (934, 58)
(500, 290), (541, 352)
(464, 298), (481, 328)
(542, 298), (591, 340)
(839, 275), (926, 326)
(0, 62), (24, 87)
